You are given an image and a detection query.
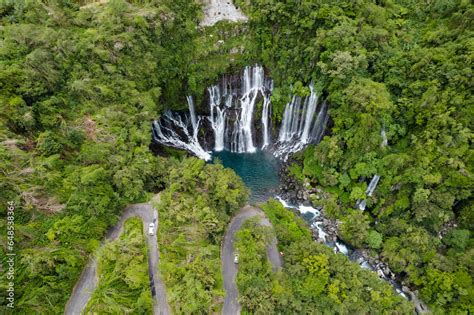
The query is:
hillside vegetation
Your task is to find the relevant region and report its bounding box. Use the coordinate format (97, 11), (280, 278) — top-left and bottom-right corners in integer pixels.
(0, 0), (249, 312)
(236, 0), (473, 312)
(85, 217), (152, 313)
(0, 0), (471, 314)
(156, 158), (248, 313)
(234, 200), (413, 314)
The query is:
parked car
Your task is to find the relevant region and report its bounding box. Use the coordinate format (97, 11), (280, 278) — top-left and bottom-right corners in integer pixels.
(148, 222), (155, 235)
(234, 254), (239, 264)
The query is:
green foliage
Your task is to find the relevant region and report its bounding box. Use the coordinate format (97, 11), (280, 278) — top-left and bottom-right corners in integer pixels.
(340, 211), (370, 248)
(236, 0), (474, 312)
(288, 162), (304, 183)
(0, 0), (472, 313)
(0, 0), (240, 312)
(257, 199), (413, 313)
(367, 230), (383, 250)
(261, 199), (312, 247)
(37, 131), (64, 156)
(443, 229), (470, 251)
(157, 158), (248, 314)
(235, 219), (277, 314)
(85, 217), (153, 313)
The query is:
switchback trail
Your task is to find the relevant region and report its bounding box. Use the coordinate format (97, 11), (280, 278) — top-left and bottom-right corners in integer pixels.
(221, 205), (282, 315)
(64, 196), (170, 315)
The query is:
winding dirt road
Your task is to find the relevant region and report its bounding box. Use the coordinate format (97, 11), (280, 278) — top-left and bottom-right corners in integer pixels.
(64, 198), (170, 315)
(222, 205), (282, 315)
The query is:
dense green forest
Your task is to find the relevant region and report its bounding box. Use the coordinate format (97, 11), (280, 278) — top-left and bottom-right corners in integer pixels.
(0, 0), (248, 312)
(156, 158), (248, 313)
(234, 218), (278, 313)
(235, 200), (413, 313)
(0, 0), (472, 314)
(236, 0), (473, 313)
(85, 217), (152, 313)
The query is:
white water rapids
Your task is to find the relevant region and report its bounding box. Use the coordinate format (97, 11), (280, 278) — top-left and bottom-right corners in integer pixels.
(275, 196), (412, 301)
(151, 111), (211, 161)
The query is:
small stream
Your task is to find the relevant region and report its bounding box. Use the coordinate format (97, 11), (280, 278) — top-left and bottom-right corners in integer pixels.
(275, 196), (411, 300)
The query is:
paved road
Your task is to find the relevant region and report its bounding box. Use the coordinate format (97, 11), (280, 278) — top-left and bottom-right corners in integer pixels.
(221, 205), (282, 315)
(64, 197), (171, 315)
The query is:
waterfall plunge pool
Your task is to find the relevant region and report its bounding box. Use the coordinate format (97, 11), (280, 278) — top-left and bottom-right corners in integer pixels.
(212, 150), (281, 203)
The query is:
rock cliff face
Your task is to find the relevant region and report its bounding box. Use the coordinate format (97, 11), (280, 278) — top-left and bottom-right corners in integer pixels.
(200, 0), (248, 27)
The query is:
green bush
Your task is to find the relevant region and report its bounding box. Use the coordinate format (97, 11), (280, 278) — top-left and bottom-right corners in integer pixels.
(157, 158), (248, 314)
(85, 217), (153, 313)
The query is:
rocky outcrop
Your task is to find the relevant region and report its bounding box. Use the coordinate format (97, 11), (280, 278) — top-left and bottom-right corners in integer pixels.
(200, 0), (248, 27)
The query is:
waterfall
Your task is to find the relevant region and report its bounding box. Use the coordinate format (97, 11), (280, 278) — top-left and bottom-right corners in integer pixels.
(208, 85), (226, 151)
(357, 174), (381, 210)
(234, 66), (267, 153)
(261, 95), (271, 149)
(278, 96), (301, 142)
(274, 84), (328, 161)
(209, 64), (271, 153)
(152, 65), (328, 162)
(310, 101), (329, 143)
(152, 111), (211, 161)
(187, 95), (197, 131)
(357, 126), (386, 210)
(366, 175), (381, 197)
(301, 85), (318, 143)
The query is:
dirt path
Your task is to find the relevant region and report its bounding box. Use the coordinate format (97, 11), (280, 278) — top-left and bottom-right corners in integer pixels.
(64, 197), (171, 315)
(200, 0), (247, 27)
(221, 205), (282, 315)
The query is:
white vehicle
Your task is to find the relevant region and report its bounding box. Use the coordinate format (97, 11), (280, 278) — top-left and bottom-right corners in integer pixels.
(234, 254), (239, 264)
(148, 222), (155, 235)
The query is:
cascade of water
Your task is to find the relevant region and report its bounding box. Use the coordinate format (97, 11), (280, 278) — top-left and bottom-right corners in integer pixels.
(152, 111), (211, 161)
(277, 97), (291, 142)
(301, 85), (318, 143)
(208, 86), (226, 151)
(366, 175), (381, 197)
(357, 126), (386, 210)
(153, 65), (327, 161)
(310, 100), (329, 143)
(187, 95), (197, 131)
(235, 65), (266, 153)
(274, 85), (327, 161)
(261, 95), (271, 149)
(357, 174), (381, 210)
(278, 96), (301, 142)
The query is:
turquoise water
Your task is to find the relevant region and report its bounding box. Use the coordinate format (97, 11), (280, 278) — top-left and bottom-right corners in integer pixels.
(212, 151), (281, 203)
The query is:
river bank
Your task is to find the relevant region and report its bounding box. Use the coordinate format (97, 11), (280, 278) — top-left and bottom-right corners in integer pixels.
(277, 163), (428, 314)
